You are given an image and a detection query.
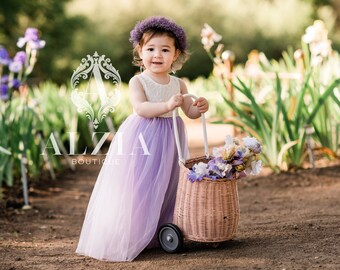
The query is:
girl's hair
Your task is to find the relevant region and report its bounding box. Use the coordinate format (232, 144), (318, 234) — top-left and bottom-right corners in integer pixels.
(129, 16), (189, 72)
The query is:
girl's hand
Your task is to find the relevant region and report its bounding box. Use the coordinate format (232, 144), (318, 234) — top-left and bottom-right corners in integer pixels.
(167, 94), (184, 111)
(192, 97), (209, 113)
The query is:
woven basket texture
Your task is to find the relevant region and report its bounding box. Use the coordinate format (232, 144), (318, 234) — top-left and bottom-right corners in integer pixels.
(173, 156), (240, 242)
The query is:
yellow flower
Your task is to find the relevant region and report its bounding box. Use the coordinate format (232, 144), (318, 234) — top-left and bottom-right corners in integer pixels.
(222, 146), (236, 161)
(235, 164), (245, 172)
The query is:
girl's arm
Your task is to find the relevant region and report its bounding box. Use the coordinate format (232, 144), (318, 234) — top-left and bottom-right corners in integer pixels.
(179, 79), (209, 119)
(129, 76), (182, 118)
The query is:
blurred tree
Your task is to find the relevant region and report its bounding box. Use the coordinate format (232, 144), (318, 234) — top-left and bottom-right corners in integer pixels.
(0, 0), (86, 84)
(1, 0), (339, 84)
(67, 0), (319, 82)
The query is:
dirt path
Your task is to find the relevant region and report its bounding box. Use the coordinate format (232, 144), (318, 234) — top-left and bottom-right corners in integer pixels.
(1, 123), (340, 269)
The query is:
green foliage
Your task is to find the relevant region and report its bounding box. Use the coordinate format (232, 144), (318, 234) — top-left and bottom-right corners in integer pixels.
(203, 19), (340, 171)
(2, 0), (339, 84)
(0, 95), (46, 187)
(188, 76), (230, 120)
(256, 35), (340, 158)
(0, 0), (86, 84)
(0, 81), (130, 188)
(223, 75), (339, 171)
(66, 0), (319, 82)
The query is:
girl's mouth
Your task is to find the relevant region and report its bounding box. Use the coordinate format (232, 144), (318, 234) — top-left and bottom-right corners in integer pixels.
(152, 62), (163, 65)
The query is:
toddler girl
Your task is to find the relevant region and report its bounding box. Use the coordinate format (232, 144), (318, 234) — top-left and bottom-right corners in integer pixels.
(76, 16), (209, 261)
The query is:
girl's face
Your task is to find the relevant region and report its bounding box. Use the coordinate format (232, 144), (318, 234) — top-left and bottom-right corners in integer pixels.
(139, 34), (179, 76)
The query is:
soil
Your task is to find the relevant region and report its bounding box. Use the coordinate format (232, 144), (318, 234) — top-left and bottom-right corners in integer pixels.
(1, 123), (340, 270)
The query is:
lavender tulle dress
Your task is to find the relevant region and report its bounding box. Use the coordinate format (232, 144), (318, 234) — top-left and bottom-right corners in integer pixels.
(76, 72), (188, 261)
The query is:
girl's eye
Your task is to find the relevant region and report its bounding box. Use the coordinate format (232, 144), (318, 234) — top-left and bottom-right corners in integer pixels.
(147, 48), (154, 51)
(162, 49), (169, 52)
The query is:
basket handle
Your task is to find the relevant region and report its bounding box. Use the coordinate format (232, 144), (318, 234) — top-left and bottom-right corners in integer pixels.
(172, 94), (209, 165)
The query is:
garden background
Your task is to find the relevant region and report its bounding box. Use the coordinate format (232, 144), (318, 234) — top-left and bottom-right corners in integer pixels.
(1, 0), (340, 83)
(0, 0), (340, 269)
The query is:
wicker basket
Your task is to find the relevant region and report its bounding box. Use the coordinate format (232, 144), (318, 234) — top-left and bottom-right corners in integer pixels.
(172, 94), (240, 243)
(173, 156), (240, 242)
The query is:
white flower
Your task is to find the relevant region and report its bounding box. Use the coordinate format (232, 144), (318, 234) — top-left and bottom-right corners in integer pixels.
(221, 50), (235, 62)
(244, 155), (255, 174)
(224, 135), (239, 148)
(213, 146), (224, 157)
(201, 23), (222, 51)
(310, 40), (332, 58)
(242, 136), (261, 153)
(193, 162), (209, 177)
(302, 20), (332, 66)
(302, 20), (328, 44)
(242, 148), (252, 159)
(251, 160), (262, 175)
(216, 161), (232, 176)
(222, 146), (237, 160)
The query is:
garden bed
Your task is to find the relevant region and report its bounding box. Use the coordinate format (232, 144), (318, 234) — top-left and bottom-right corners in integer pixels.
(0, 152), (339, 269)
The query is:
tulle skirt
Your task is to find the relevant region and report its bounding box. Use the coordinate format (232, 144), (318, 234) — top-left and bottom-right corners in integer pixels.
(76, 115), (188, 261)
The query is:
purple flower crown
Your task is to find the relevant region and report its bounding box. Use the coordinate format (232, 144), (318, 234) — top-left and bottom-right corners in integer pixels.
(129, 16), (187, 51)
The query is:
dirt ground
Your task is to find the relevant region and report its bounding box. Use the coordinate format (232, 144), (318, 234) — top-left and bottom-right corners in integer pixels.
(1, 123), (340, 270)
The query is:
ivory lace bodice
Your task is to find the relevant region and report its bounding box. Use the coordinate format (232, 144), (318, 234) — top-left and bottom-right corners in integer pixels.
(137, 72), (180, 117)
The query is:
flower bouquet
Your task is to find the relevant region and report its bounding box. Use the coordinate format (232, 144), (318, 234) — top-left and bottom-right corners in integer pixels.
(173, 135), (262, 243)
(188, 135), (262, 182)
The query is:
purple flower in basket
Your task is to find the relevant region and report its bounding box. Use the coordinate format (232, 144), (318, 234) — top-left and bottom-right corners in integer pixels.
(187, 135), (262, 182)
(243, 136), (262, 154)
(208, 157), (232, 178)
(188, 162), (210, 182)
(188, 170), (203, 182)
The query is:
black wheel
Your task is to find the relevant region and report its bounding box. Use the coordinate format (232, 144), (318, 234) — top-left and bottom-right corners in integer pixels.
(158, 223), (183, 253)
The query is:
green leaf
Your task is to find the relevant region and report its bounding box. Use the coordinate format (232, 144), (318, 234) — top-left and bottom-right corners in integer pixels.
(233, 78), (271, 141)
(0, 146), (11, 155)
(294, 72), (312, 133)
(306, 79), (340, 125)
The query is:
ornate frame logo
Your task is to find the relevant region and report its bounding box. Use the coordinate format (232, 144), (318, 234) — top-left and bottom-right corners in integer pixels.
(70, 52), (121, 129)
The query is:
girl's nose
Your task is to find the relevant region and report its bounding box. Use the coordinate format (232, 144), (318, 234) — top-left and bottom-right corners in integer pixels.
(153, 50), (162, 57)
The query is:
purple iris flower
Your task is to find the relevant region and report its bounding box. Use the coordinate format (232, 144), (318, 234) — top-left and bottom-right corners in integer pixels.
(234, 150), (243, 159)
(25, 28), (39, 41)
(17, 28), (46, 49)
(1, 75), (9, 84)
(188, 170), (204, 182)
(231, 159), (243, 166)
(252, 145), (262, 154)
(10, 79), (21, 90)
(207, 158), (221, 177)
(9, 61), (23, 73)
(0, 47), (11, 65)
(29, 39), (46, 50)
(0, 84), (9, 101)
(13, 51), (26, 64)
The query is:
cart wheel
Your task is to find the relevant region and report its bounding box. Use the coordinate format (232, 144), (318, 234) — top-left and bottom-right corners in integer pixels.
(158, 223), (183, 253)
